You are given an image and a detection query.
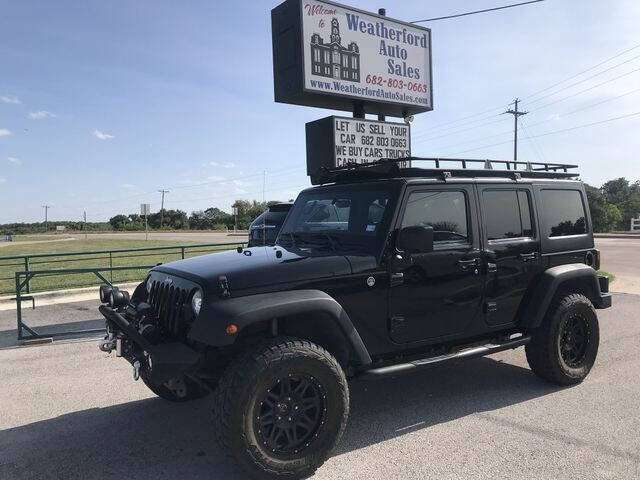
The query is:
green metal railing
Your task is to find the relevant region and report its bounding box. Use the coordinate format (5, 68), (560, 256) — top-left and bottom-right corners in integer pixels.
(15, 266), (152, 340)
(0, 241), (246, 296)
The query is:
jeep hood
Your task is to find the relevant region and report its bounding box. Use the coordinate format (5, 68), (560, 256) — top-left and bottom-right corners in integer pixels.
(152, 246), (355, 294)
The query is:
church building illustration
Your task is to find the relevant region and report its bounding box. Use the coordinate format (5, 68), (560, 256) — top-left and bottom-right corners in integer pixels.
(310, 18), (360, 82)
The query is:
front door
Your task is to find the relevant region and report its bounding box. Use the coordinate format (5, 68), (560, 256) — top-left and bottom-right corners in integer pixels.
(388, 185), (485, 343)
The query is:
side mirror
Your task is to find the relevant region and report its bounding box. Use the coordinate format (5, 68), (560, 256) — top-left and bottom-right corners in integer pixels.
(398, 226), (434, 253)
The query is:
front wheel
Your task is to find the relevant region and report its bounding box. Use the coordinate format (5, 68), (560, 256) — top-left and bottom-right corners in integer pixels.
(526, 293), (599, 385)
(212, 338), (349, 479)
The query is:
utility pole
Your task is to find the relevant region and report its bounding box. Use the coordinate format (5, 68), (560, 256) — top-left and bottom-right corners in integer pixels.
(42, 205), (50, 231)
(158, 189), (169, 228)
(83, 210), (88, 241)
(504, 98), (528, 161)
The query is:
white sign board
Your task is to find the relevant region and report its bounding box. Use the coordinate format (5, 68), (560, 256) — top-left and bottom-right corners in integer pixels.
(301, 0), (432, 111)
(56, 225), (66, 232)
(333, 117), (410, 167)
(140, 203), (151, 216)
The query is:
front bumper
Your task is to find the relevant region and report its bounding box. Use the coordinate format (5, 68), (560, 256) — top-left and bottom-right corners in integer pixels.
(99, 305), (200, 385)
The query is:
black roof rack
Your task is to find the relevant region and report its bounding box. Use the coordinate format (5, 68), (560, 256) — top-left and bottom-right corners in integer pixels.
(311, 157), (580, 185)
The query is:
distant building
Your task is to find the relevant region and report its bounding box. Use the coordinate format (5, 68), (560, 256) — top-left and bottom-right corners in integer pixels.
(310, 18), (360, 82)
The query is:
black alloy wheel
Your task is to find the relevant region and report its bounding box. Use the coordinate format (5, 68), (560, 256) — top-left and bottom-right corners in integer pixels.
(526, 293), (599, 385)
(212, 338), (349, 480)
(558, 313), (591, 368)
(254, 374), (327, 455)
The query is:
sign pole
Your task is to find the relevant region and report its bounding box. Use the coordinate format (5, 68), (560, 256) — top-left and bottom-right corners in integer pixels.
(377, 8), (386, 122)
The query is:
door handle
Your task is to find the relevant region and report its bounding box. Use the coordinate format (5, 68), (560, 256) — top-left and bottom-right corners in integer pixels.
(390, 272), (404, 286)
(457, 258), (479, 272)
(519, 252), (537, 262)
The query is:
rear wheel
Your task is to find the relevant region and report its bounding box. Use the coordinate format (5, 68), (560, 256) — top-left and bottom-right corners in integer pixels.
(212, 338), (349, 479)
(526, 293), (599, 385)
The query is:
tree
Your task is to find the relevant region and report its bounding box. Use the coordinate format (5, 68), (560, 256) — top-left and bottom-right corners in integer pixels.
(109, 214), (129, 231)
(601, 177), (640, 229)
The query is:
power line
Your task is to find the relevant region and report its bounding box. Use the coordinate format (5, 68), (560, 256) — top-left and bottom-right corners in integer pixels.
(522, 43), (640, 100)
(527, 66), (640, 113)
(411, 0), (544, 23)
(429, 85), (640, 153)
(524, 53), (640, 106)
(449, 110), (640, 155)
(412, 43), (640, 139)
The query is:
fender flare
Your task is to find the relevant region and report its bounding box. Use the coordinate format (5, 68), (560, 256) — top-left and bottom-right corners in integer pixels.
(188, 289), (372, 366)
(519, 263), (608, 329)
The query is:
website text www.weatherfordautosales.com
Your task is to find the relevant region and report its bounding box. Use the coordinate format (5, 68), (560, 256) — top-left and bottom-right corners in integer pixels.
(309, 78), (430, 106)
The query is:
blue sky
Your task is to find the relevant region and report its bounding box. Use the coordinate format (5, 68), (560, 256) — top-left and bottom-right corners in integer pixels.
(1, 0), (639, 223)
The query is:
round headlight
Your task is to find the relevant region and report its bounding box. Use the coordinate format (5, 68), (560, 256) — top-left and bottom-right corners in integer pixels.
(146, 276), (153, 293)
(191, 289), (203, 316)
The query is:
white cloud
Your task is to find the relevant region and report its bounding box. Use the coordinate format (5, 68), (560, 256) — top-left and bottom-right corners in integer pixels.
(93, 129), (114, 140)
(229, 179), (250, 187)
(0, 95), (21, 104)
(0, 129), (12, 137)
(8, 156), (21, 165)
(208, 161), (236, 169)
(28, 110), (56, 120)
(0, 178), (6, 184)
(120, 183), (136, 189)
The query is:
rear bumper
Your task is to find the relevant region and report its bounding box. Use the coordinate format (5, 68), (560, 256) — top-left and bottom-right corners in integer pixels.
(595, 275), (612, 309)
(98, 305), (200, 384)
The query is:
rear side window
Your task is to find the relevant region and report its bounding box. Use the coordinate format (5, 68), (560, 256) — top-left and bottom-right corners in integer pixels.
(483, 190), (534, 240)
(402, 190), (469, 244)
(541, 189), (587, 237)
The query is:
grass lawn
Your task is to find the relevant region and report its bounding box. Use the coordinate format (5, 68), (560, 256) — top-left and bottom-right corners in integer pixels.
(597, 270), (616, 283)
(0, 238), (244, 296)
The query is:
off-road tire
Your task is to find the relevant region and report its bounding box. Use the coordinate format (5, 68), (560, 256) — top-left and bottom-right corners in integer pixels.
(141, 370), (209, 402)
(525, 293), (599, 385)
(212, 337), (349, 480)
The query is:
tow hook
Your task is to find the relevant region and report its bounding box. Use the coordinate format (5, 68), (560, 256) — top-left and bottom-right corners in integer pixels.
(133, 360), (141, 381)
(99, 334), (116, 353)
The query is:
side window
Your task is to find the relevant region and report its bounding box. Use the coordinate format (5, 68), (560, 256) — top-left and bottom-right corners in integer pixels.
(483, 190), (535, 240)
(541, 189), (587, 237)
(402, 190), (469, 244)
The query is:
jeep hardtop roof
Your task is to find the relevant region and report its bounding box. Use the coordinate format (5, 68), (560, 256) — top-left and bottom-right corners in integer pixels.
(311, 157), (579, 186)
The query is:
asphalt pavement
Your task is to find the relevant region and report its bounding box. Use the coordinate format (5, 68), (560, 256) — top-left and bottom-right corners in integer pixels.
(596, 237), (640, 294)
(1, 293), (639, 479)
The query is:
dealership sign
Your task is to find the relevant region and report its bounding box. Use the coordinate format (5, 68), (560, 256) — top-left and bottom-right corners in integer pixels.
(306, 116), (410, 183)
(272, 0), (432, 117)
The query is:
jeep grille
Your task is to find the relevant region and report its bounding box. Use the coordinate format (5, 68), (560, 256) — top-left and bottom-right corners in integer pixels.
(148, 280), (191, 337)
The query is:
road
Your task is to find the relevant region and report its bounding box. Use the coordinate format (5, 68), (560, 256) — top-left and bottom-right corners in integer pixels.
(596, 237), (640, 294)
(1, 294), (638, 479)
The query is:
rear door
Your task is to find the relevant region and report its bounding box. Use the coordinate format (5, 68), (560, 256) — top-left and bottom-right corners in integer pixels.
(479, 185), (541, 326)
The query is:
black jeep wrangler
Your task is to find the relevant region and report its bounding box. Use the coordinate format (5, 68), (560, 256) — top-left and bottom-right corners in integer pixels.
(98, 158), (611, 479)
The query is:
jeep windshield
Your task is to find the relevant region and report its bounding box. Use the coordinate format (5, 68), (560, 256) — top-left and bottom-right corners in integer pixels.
(277, 182), (402, 256)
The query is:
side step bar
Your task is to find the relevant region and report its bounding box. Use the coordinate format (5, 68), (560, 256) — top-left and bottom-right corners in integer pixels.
(360, 335), (531, 379)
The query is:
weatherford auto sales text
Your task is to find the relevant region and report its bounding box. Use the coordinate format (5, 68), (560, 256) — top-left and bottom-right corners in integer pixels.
(302, 0), (432, 109)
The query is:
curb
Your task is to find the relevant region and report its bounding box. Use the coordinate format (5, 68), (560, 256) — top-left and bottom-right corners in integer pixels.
(0, 282), (140, 311)
(594, 233), (640, 239)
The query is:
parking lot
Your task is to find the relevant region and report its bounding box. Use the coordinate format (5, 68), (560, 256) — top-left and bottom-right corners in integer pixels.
(1, 292), (639, 479)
